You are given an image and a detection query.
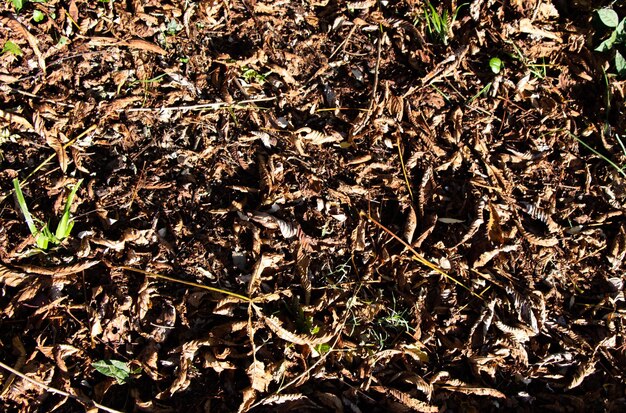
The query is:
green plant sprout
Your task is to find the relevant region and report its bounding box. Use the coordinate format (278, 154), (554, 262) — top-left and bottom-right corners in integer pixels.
(421, 1), (465, 46)
(13, 178), (83, 250)
(2, 41), (23, 57)
(489, 57), (503, 74)
(241, 67), (271, 85)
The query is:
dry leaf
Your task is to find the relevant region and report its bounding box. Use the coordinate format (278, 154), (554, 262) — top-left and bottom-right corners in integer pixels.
(247, 360), (271, 392)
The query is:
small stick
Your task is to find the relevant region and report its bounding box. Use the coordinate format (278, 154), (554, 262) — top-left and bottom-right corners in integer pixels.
(121, 266), (252, 302)
(0, 360), (123, 413)
(119, 97), (276, 113)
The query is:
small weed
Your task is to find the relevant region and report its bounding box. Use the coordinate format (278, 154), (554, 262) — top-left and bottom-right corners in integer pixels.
(2, 41), (23, 57)
(166, 18), (183, 36)
(13, 178), (82, 250)
(9, 0), (25, 12)
(92, 359), (141, 385)
(594, 7), (626, 76)
(241, 67), (270, 85)
(421, 1), (465, 46)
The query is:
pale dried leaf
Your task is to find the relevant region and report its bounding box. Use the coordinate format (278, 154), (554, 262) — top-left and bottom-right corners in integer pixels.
(494, 320), (536, 343)
(377, 386), (438, 412)
(16, 260), (99, 276)
(473, 245), (518, 268)
(0, 109), (34, 131)
(0, 263), (30, 287)
(261, 393), (308, 406)
(295, 244), (311, 305)
(403, 205), (417, 243)
(253, 304), (333, 345)
(238, 387), (257, 413)
(567, 359), (596, 390)
(248, 253), (283, 296)
(126, 39), (167, 55)
(295, 127), (341, 145)
(438, 383), (506, 398)
(247, 360), (271, 392)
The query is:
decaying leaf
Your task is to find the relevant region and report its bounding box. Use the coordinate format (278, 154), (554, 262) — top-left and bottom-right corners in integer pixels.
(248, 253), (282, 296)
(0, 263), (30, 287)
(247, 360), (271, 392)
(253, 304), (333, 346)
(373, 386), (438, 412)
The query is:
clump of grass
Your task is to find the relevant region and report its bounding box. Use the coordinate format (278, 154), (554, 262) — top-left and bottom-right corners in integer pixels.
(421, 1), (465, 46)
(13, 178), (83, 250)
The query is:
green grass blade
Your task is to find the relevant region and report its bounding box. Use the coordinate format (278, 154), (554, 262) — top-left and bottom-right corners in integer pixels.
(571, 132), (626, 178)
(12, 178), (39, 237)
(55, 179), (83, 241)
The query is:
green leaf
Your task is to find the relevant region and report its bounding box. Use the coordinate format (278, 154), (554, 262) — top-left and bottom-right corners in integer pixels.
(596, 30), (617, 52)
(597, 8), (619, 28)
(2, 41), (23, 56)
(617, 19), (626, 42)
(489, 57), (503, 74)
(616, 50), (626, 75)
(13, 179), (39, 237)
(92, 359), (135, 384)
(11, 0), (26, 12)
(55, 179), (82, 241)
(32, 10), (45, 22)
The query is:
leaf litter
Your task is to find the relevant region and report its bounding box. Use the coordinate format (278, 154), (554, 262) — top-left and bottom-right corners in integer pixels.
(1, 0), (626, 412)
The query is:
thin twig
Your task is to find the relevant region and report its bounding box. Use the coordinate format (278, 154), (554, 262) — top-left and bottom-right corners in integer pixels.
(0, 360), (123, 413)
(119, 96), (276, 113)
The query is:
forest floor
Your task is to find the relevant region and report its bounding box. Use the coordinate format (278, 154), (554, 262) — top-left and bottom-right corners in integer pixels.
(1, 0), (626, 412)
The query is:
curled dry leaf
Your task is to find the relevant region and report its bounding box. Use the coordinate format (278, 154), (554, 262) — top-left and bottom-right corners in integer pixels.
(248, 253), (283, 297)
(403, 204), (417, 243)
(294, 127), (342, 145)
(0, 263), (30, 287)
(373, 386), (438, 413)
(472, 245), (518, 268)
(247, 360), (271, 392)
(16, 260), (99, 276)
(252, 304), (334, 346)
(2, 17), (46, 73)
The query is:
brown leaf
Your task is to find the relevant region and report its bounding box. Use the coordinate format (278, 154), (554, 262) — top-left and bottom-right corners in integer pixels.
(0, 263), (30, 287)
(0, 109), (34, 131)
(473, 245), (518, 268)
(69, 1), (79, 22)
(403, 205), (417, 243)
(248, 253), (282, 296)
(2, 17), (46, 73)
(247, 360), (271, 392)
(253, 304), (334, 346)
(295, 244), (311, 305)
(374, 386), (438, 412)
(238, 387), (257, 413)
(16, 260), (99, 276)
